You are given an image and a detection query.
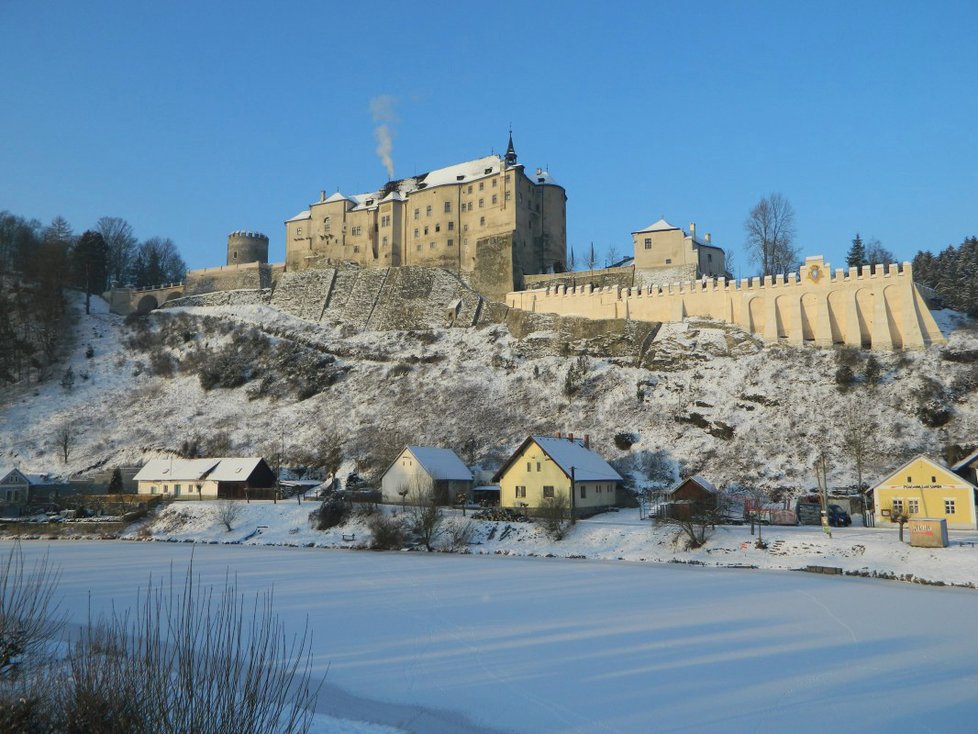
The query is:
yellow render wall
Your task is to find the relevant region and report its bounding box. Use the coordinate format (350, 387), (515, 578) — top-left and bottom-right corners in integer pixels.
(873, 458), (977, 530)
(507, 259), (945, 350)
(498, 442), (617, 510)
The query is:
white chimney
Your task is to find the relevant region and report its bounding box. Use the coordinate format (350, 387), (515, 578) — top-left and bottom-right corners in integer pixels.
(320, 190), (326, 202)
(705, 232), (712, 243)
(689, 222), (696, 238)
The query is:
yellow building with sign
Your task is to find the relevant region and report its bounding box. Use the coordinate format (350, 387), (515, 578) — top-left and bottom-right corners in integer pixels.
(869, 455), (978, 530)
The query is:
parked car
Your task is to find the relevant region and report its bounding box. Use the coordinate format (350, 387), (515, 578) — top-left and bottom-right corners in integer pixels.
(827, 504), (852, 527)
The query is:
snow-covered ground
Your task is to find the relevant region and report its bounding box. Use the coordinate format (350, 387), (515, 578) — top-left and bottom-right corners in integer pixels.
(112, 499), (978, 588)
(9, 539), (978, 734)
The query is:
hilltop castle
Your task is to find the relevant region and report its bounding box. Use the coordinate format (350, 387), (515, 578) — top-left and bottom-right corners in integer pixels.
(283, 134), (567, 298)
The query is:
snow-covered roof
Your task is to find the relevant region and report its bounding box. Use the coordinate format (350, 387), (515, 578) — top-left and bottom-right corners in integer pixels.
(866, 454), (978, 494)
(207, 458), (268, 481)
(406, 447), (473, 482)
(493, 436), (622, 483)
(952, 448), (978, 472)
(531, 169), (559, 186)
(324, 191), (353, 204)
(134, 459), (221, 482)
(286, 210), (311, 223)
(634, 218), (680, 234)
(665, 475), (717, 495)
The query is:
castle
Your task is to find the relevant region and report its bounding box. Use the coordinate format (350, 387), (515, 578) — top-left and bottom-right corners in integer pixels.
(283, 134), (566, 298)
(105, 137), (946, 350)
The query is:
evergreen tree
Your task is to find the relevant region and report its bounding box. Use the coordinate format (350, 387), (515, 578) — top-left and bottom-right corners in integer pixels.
(107, 467), (124, 494)
(846, 233), (866, 269)
(71, 230), (110, 313)
(913, 236), (978, 316)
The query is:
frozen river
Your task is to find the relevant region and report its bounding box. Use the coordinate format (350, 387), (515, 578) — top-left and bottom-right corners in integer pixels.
(7, 541), (978, 733)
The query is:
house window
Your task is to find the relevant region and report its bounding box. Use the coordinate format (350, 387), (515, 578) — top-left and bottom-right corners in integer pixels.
(351, 225), (362, 236)
(527, 462), (532, 472)
(536, 462), (541, 472)
(908, 499), (919, 514)
(707, 254), (713, 262)
(150, 485), (157, 495)
(907, 476), (912, 483)
(580, 486), (587, 499)
(945, 499), (956, 514)
(543, 486), (554, 498)
(448, 221), (454, 231)
(931, 476), (937, 483)
(644, 238), (652, 249)
(444, 201), (451, 213)
(892, 499), (903, 513)
(516, 486), (526, 498)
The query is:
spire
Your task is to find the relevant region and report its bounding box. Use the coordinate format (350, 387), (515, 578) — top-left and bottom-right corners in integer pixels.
(505, 126), (517, 165)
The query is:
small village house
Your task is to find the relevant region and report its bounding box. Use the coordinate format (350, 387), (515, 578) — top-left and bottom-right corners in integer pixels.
(0, 466), (30, 507)
(493, 434), (622, 517)
(380, 447), (473, 505)
(868, 455), (978, 530)
(133, 458), (276, 500)
(650, 475), (717, 520)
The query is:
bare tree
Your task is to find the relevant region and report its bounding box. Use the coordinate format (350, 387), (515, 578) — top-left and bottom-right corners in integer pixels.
(604, 244), (621, 268)
(865, 238), (896, 269)
(216, 499), (242, 532)
(55, 422), (74, 464)
(96, 216), (137, 286)
(585, 242), (598, 271)
(744, 193), (799, 277)
(658, 492), (728, 549)
(407, 488), (443, 551)
(839, 403), (876, 494)
(891, 502), (912, 542)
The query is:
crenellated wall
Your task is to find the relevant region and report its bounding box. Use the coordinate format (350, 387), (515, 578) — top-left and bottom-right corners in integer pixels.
(506, 256), (946, 350)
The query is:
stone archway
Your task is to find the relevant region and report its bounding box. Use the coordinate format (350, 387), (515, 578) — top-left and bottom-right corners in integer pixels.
(748, 297), (766, 336)
(136, 294), (159, 314)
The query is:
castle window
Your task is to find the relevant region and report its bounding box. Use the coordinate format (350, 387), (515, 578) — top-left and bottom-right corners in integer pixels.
(479, 182), (484, 191)
(467, 202), (473, 211)
(423, 226), (429, 236)
(480, 216), (485, 226)
(463, 224), (468, 232)
(492, 178), (497, 187)
(430, 242), (436, 249)
(444, 201), (451, 213)
(447, 239), (454, 247)
(644, 238), (652, 249)
(353, 245), (360, 253)
(296, 227), (302, 236)
(426, 205), (432, 216)
(233, 251), (237, 260)
(492, 194), (498, 205)
(479, 198), (484, 208)
(448, 221), (454, 231)
(414, 228), (419, 238)
(505, 191), (512, 201)
(467, 185), (473, 194)
(414, 208), (419, 220)
(416, 244), (422, 252)
(665, 258), (672, 264)
(382, 236), (388, 246)
(435, 223), (441, 232)
(518, 193), (523, 204)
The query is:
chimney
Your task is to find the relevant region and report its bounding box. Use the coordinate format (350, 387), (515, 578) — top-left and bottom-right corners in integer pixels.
(556, 431), (562, 439)
(705, 232), (711, 244)
(568, 432), (574, 442)
(689, 222), (696, 238)
(320, 190), (326, 202)
(584, 434), (590, 448)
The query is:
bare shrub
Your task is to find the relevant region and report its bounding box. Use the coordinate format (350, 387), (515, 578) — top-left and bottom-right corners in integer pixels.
(536, 493), (571, 541)
(0, 545), (63, 679)
(148, 347), (175, 377)
(407, 491), (444, 551)
(313, 496), (349, 531)
(442, 517), (476, 552)
(367, 514), (407, 550)
(216, 500), (242, 532)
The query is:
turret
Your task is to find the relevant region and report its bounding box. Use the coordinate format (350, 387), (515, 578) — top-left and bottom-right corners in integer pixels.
(227, 230), (269, 266)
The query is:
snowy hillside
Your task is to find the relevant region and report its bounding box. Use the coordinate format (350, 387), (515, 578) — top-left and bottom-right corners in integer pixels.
(1, 289), (976, 498)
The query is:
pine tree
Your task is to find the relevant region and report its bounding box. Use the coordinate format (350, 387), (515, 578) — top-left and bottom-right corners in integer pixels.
(107, 467), (124, 494)
(846, 233), (866, 269)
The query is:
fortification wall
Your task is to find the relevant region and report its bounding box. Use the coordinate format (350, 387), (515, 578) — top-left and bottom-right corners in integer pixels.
(185, 262), (271, 296)
(507, 258), (946, 350)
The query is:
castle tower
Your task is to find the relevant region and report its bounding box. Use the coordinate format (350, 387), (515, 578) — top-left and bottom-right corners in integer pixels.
(227, 230), (269, 266)
(505, 129), (518, 165)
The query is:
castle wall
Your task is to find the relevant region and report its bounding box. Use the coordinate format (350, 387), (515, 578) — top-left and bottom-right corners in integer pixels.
(507, 258), (946, 350)
(184, 262), (270, 296)
(524, 266), (635, 292)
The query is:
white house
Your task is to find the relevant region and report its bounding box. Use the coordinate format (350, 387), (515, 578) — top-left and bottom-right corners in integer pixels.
(380, 447), (473, 505)
(133, 457), (276, 499)
(0, 467), (30, 506)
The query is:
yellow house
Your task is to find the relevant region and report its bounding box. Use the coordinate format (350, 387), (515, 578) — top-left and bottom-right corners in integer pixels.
(493, 434), (622, 517)
(868, 455), (978, 530)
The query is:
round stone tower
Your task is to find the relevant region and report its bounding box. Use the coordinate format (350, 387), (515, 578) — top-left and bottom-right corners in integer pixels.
(227, 230), (269, 266)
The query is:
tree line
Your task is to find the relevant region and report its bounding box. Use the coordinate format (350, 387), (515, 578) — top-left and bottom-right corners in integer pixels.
(0, 210), (187, 386)
(913, 236), (978, 316)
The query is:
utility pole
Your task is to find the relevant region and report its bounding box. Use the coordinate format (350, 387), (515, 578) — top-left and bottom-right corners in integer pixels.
(570, 465), (576, 524)
(817, 452), (832, 539)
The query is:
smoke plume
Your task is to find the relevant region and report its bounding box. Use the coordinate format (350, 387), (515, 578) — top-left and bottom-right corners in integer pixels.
(369, 95), (398, 179)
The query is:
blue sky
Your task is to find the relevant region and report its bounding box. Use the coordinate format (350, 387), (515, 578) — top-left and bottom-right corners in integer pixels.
(1, 1), (975, 277)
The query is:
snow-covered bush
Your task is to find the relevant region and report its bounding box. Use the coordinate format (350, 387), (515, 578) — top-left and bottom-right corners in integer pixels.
(368, 514), (406, 550)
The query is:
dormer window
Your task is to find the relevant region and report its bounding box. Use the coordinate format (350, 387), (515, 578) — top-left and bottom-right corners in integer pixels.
(456, 175), (465, 181)
(484, 167), (492, 174)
